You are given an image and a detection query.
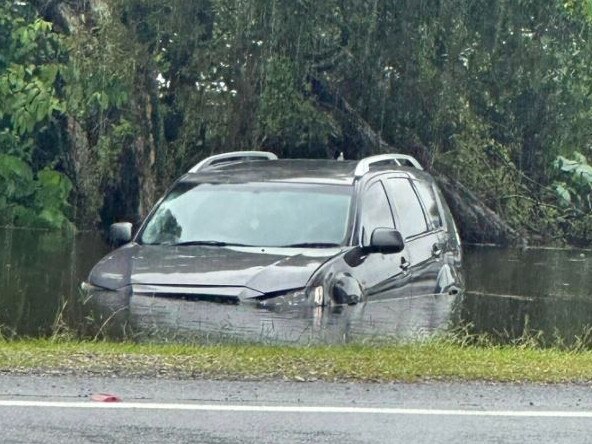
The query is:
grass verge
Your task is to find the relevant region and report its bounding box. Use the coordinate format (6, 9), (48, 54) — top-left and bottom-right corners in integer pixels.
(1, 339), (592, 383)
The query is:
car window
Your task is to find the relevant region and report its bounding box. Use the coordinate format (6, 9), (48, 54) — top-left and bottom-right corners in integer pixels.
(433, 185), (451, 230)
(414, 180), (443, 229)
(140, 183), (353, 247)
(384, 178), (428, 238)
(360, 182), (395, 245)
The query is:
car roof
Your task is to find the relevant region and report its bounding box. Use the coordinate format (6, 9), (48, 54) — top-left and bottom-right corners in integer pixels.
(180, 159), (432, 186)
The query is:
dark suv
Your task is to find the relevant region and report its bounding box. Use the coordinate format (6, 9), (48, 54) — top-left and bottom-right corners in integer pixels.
(83, 151), (463, 308)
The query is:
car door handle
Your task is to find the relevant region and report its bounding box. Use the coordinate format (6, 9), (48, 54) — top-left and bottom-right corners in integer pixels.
(432, 244), (442, 258)
(400, 257), (410, 271)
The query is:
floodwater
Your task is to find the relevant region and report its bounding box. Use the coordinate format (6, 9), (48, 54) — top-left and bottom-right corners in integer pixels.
(0, 228), (590, 344)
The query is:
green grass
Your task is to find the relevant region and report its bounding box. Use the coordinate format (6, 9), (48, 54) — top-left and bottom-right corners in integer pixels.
(1, 339), (592, 383)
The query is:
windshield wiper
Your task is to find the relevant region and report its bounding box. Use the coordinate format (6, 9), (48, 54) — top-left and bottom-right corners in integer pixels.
(281, 242), (341, 248)
(172, 240), (254, 247)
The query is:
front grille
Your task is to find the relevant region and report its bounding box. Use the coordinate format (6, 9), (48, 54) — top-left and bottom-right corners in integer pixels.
(134, 292), (240, 305)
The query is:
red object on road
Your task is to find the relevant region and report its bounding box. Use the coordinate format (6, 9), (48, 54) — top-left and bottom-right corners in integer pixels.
(90, 393), (122, 403)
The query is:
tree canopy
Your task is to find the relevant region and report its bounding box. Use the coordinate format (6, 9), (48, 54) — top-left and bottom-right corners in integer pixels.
(1, 0), (591, 245)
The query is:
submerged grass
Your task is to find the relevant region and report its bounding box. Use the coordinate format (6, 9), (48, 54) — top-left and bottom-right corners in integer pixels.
(1, 337), (592, 383)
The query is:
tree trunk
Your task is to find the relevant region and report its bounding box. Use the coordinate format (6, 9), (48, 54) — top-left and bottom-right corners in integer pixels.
(65, 116), (101, 226)
(436, 176), (524, 245)
(131, 84), (159, 220)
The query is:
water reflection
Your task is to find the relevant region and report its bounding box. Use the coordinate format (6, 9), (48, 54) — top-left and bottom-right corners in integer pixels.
(130, 293), (459, 344)
(0, 228), (109, 337)
(462, 246), (592, 342)
(0, 227), (591, 344)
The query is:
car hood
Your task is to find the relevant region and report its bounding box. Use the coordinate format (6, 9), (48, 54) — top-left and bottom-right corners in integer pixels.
(88, 243), (342, 295)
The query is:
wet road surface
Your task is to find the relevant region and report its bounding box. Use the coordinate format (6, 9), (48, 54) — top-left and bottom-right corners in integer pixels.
(1, 376), (592, 443)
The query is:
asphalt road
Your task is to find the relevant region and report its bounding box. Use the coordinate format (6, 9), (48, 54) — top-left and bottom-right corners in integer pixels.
(0, 375), (591, 443)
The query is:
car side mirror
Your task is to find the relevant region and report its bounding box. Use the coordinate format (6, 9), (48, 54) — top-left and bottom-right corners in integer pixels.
(365, 228), (405, 254)
(109, 222), (133, 247)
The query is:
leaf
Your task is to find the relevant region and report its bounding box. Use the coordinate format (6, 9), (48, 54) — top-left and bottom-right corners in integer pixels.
(555, 156), (580, 173)
(39, 64), (59, 85)
(37, 169), (73, 199)
(574, 164), (592, 185)
(0, 154), (34, 182)
(38, 208), (68, 229)
(573, 151), (588, 165)
(98, 92), (109, 111)
(554, 183), (572, 206)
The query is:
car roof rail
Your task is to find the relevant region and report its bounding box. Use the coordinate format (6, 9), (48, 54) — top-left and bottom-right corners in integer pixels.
(189, 151), (278, 173)
(354, 153), (423, 177)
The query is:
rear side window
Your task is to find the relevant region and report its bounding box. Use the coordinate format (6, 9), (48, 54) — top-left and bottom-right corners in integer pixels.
(414, 180), (443, 229)
(384, 178), (428, 238)
(360, 182), (395, 245)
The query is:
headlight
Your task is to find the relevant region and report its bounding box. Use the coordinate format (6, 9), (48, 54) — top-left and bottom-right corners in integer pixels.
(80, 282), (116, 297)
(80, 282), (129, 308)
(258, 286), (325, 308)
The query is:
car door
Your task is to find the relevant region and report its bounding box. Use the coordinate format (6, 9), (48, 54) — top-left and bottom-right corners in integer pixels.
(412, 179), (449, 294)
(350, 180), (412, 300)
(383, 177), (442, 296)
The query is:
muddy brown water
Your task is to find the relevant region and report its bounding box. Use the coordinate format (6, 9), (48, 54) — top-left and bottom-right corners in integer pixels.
(0, 228), (590, 344)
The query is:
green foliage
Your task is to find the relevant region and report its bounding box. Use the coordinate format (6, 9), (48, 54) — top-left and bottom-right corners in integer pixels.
(96, 120), (137, 183)
(0, 2), (71, 229)
(0, 154), (73, 229)
(0, 63), (63, 137)
(551, 153), (592, 245)
(62, 27), (132, 120)
(0, 4), (65, 155)
(258, 58), (332, 157)
(1, 0), (591, 244)
(554, 153), (592, 208)
(563, 0), (592, 21)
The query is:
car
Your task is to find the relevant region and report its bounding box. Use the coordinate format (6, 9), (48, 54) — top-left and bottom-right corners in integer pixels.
(82, 151), (463, 309)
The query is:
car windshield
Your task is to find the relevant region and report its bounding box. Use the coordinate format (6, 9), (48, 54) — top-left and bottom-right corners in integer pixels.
(140, 182), (353, 247)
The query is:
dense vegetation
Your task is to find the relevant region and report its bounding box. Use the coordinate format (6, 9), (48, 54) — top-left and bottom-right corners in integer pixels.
(1, 0), (591, 245)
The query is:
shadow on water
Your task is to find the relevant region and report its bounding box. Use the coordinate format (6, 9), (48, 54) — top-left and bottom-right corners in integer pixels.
(1, 227), (591, 345)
